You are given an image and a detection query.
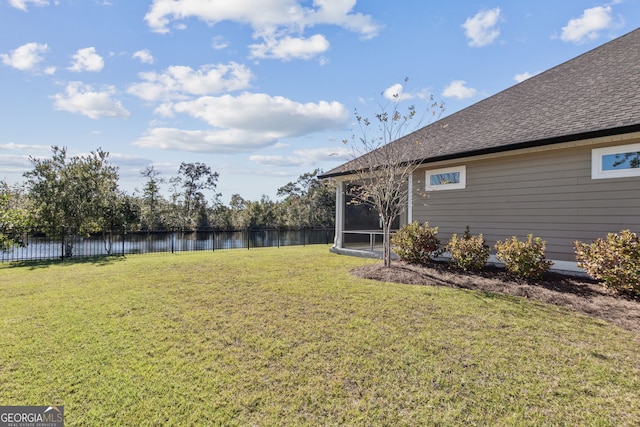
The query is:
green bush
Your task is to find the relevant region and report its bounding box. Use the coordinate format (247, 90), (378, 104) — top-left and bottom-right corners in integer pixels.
(574, 230), (640, 297)
(391, 221), (440, 265)
(447, 226), (490, 271)
(495, 234), (553, 279)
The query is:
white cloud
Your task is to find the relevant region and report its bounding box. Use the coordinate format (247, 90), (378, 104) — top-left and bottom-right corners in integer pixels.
(8, 0), (49, 11)
(128, 62), (253, 101)
(462, 7), (501, 47)
(514, 71), (539, 83)
(382, 83), (414, 101)
(132, 49), (155, 64)
(1, 42), (49, 71)
(212, 36), (229, 50)
(250, 147), (350, 166)
(144, 0), (379, 36)
(249, 33), (330, 61)
(163, 92), (349, 136)
(0, 145), (58, 179)
(0, 142), (51, 152)
(0, 154), (33, 169)
(249, 155), (301, 167)
(308, 0), (380, 39)
(107, 152), (151, 167)
(134, 93), (349, 153)
(132, 128), (278, 153)
(144, 0), (380, 60)
(109, 155), (154, 180)
(68, 47), (104, 72)
(442, 80), (477, 99)
(51, 81), (131, 119)
(560, 6), (613, 44)
(44, 66), (57, 75)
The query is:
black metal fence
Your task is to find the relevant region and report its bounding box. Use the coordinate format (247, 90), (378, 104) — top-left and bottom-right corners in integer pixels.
(0, 228), (335, 263)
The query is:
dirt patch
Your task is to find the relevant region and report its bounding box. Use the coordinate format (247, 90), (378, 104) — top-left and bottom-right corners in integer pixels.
(352, 261), (640, 335)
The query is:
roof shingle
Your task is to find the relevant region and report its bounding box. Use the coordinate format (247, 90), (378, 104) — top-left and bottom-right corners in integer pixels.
(323, 27), (640, 178)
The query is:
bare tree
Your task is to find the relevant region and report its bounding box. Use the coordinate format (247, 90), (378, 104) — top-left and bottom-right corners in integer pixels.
(343, 80), (444, 267)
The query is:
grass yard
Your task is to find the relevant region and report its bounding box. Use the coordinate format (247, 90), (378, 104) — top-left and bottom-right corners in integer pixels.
(1, 246), (639, 426)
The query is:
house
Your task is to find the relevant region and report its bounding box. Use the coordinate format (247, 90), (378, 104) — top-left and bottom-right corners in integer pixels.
(320, 27), (640, 272)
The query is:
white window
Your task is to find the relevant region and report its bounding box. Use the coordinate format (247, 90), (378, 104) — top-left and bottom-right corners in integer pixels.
(425, 165), (466, 191)
(592, 143), (640, 179)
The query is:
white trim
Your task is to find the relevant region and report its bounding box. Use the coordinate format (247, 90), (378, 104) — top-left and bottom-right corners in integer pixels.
(334, 182), (344, 248)
(425, 165), (466, 191)
(408, 174), (413, 223)
(592, 142), (640, 179)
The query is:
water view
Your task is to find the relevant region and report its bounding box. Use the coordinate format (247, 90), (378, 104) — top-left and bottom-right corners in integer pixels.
(1, 229), (334, 262)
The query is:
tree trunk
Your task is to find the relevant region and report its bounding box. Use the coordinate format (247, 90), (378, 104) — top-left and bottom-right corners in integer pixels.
(102, 229), (113, 255)
(382, 217), (393, 268)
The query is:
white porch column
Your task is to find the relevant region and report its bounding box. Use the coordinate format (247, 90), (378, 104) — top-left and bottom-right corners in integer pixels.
(407, 173), (413, 224)
(334, 181), (344, 248)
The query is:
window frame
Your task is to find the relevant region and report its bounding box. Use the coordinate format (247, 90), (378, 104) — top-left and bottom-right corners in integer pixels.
(592, 143), (640, 179)
(425, 165), (466, 191)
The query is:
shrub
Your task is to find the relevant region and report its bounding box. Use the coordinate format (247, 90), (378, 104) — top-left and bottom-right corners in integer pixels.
(391, 221), (440, 265)
(447, 226), (490, 271)
(574, 230), (640, 297)
(495, 234), (553, 279)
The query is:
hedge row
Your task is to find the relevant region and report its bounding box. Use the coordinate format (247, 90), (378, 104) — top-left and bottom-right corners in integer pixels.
(391, 222), (639, 296)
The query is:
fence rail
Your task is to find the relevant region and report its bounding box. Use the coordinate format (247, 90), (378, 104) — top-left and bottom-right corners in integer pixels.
(1, 228), (335, 263)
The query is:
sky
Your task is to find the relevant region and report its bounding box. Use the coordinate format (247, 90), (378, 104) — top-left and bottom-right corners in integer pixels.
(1, 0), (639, 203)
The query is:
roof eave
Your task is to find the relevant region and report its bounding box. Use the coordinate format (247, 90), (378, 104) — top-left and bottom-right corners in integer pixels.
(319, 123), (640, 180)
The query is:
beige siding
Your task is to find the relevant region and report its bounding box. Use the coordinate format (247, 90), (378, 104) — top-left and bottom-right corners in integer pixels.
(411, 139), (640, 261)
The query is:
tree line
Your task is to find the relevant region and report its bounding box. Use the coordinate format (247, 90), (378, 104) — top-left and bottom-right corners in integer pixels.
(0, 146), (335, 251)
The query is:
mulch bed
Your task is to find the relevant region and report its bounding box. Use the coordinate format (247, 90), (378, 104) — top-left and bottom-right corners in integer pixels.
(352, 261), (640, 335)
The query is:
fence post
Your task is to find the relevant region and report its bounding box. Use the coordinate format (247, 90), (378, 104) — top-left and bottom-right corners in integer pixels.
(122, 226), (126, 256)
(247, 229), (250, 250)
(171, 229), (175, 254)
(61, 227), (65, 259)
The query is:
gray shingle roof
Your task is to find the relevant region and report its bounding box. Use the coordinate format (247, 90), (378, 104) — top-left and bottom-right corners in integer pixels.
(322, 27), (640, 178)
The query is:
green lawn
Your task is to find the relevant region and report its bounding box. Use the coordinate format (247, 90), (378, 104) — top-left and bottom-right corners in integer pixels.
(1, 246), (639, 426)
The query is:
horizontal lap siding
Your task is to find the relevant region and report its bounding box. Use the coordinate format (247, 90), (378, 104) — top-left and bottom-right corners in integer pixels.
(412, 142), (640, 261)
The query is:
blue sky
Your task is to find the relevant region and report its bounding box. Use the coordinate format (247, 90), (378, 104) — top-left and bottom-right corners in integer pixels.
(1, 0), (639, 202)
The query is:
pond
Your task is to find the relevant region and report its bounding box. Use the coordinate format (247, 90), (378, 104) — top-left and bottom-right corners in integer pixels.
(1, 229), (335, 262)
